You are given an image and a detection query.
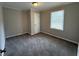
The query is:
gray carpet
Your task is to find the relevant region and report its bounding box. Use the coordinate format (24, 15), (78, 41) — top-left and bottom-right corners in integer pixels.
(5, 33), (78, 56)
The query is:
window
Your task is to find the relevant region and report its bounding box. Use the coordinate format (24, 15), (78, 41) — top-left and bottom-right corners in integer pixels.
(50, 10), (64, 31)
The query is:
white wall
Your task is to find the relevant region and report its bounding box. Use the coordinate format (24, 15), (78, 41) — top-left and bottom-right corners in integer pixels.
(77, 43), (79, 56)
(3, 7), (28, 38)
(0, 6), (5, 50)
(33, 12), (40, 34)
(31, 9), (35, 35)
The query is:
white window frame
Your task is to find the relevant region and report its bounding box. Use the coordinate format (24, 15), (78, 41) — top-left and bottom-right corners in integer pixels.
(50, 10), (64, 31)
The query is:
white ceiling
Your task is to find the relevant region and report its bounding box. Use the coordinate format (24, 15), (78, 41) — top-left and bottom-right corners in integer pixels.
(0, 2), (72, 11)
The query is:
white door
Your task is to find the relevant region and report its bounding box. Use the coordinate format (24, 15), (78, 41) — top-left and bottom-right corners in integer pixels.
(34, 12), (40, 34)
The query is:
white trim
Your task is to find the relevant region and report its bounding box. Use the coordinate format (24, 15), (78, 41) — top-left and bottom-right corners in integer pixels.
(6, 32), (28, 38)
(41, 31), (78, 44)
(77, 43), (79, 56)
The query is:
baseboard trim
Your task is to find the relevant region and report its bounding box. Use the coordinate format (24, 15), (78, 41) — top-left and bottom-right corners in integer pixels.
(6, 32), (29, 38)
(6, 32), (40, 38)
(6, 31), (78, 44)
(31, 32), (41, 36)
(41, 32), (78, 44)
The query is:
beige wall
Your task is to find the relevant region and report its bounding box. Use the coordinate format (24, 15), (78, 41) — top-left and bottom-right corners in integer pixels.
(3, 7), (28, 38)
(40, 3), (79, 43)
(26, 10), (31, 34)
(21, 11), (28, 34)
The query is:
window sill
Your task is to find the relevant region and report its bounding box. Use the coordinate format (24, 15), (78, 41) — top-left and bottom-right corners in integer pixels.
(50, 28), (64, 32)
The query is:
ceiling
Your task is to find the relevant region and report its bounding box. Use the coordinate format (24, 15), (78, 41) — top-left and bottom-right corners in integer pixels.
(0, 2), (73, 11)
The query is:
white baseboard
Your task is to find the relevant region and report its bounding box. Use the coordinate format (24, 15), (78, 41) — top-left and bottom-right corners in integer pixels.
(6, 32), (28, 38)
(5, 32), (40, 38)
(30, 32), (40, 36)
(41, 32), (78, 44)
(6, 31), (78, 44)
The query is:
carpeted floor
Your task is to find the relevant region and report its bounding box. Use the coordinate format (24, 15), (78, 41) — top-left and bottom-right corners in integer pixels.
(5, 33), (78, 56)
